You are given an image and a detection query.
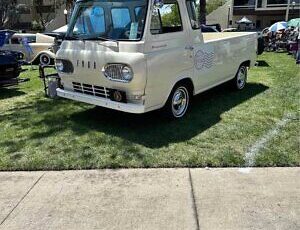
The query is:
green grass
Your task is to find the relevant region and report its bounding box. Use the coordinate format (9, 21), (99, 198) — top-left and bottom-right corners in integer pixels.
(0, 53), (299, 170)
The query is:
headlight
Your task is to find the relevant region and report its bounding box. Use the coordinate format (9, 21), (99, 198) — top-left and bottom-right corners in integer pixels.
(55, 59), (64, 72)
(18, 53), (24, 60)
(55, 59), (73, 73)
(102, 64), (134, 83)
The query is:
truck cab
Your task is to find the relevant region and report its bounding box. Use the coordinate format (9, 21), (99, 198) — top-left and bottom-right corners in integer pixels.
(56, 0), (257, 119)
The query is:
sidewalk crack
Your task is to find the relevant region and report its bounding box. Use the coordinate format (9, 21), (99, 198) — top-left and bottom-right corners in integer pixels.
(188, 168), (200, 230)
(0, 172), (46, 226)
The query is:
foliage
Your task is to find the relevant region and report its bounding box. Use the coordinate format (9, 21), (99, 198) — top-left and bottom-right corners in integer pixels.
(33, 0), (65, 30)
(160, 4), (181, 27)
(31, 20), (44, 32)
(0, 0), (17, 29)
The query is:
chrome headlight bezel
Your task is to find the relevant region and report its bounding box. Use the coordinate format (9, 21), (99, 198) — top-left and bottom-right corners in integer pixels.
(55, 59), (74, 73)
(102, 63), (134, 83)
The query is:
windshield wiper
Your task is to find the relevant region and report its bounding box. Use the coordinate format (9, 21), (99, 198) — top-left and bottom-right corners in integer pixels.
(83, 36), (118, 43)
(65, 35), (80, 40)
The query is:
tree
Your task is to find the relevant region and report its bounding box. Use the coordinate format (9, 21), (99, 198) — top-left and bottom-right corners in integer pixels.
(161, 4), (181, 27)
(66, 0), (75, 11)
(0, 0), (17, 29)
(33, 0), (65, 30)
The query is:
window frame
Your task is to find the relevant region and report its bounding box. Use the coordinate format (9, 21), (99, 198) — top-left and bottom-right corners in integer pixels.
(150, 1), (184, 35)
(186, 0), (201, 30)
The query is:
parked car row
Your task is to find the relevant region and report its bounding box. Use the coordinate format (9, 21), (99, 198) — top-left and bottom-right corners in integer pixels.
(0, 27), (67, 87)
(0, 29), (65, 66)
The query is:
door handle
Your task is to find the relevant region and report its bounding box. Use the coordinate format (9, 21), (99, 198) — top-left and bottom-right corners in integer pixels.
(185, 45), (194, 51)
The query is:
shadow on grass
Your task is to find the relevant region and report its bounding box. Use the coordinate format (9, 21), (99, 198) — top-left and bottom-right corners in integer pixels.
(0, 83), (268, 150)
(256, 60), (270, 67)
(0, 87), (25, 100)
(68, 82), (269, 148)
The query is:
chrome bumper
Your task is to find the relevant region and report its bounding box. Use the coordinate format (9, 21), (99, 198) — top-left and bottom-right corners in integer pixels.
(56, 88), (145, 114)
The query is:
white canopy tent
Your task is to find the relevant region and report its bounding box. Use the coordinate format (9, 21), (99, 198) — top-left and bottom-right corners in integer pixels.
(236, 17), (253, 25)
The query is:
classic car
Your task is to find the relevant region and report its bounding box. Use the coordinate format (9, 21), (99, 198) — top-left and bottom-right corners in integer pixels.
(0, 50), (28, 86)
(0, 30), (56, 65)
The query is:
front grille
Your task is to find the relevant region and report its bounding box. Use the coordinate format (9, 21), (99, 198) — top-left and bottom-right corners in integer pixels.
(105, 64), (123, 81)
(72, 82), (110, 98)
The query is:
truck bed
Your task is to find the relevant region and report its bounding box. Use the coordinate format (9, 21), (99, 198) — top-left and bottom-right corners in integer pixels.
(203, 32), (256, 43)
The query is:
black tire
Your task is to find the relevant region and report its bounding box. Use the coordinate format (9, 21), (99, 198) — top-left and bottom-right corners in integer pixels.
(257, 37), (265, 55)
(163, 83), (191, 119)
(231, 65), (247, 90)
(39, 54), (52, 66)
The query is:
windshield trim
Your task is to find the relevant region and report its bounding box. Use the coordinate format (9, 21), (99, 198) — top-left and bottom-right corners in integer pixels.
(66, 0), (149, 42)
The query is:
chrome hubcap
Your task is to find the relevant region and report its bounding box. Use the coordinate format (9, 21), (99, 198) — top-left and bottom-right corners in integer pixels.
(237, 67), (246, 89)
(41, 55), (50, 65)
(172, 87), (189, 117)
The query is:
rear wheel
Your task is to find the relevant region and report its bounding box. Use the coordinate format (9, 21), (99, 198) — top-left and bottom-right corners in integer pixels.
(164, 84), (191, 119)
(39, 54), (52, 66)
(232, 65), (247, 90)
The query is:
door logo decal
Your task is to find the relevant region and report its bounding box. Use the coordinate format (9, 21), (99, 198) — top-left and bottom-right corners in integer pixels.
(194, 49), (215, 70)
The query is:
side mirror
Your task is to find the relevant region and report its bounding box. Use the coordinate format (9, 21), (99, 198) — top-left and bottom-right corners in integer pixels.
(153, 0), (164, 9)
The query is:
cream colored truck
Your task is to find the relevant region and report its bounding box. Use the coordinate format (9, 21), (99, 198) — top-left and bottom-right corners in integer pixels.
(56, 0), (257, 119)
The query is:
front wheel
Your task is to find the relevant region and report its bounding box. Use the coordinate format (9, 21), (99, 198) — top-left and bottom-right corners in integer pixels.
(164, 84), (191, 119)
(232, 65), (247, 90)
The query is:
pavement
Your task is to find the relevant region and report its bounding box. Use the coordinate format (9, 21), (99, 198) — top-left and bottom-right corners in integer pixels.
(0, 168), (299, 230)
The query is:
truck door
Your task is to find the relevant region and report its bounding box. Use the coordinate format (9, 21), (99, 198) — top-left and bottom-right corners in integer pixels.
(185, 0), (220, 91)
(145, 0), (194, 108)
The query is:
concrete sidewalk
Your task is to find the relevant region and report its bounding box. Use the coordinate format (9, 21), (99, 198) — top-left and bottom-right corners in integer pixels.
(0, 168), (299, 230)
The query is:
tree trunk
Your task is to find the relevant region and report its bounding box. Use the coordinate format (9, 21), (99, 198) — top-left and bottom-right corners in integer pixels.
(199, 0), (206, 25)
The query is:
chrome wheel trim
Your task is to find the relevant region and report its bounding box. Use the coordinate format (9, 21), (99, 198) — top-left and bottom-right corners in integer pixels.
(40, 54), (51, 65)
(171, 86), (189, 118)
(237, 67), (247, 89)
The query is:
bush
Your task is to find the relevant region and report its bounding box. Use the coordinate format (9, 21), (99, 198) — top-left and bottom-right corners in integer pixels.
(31, 20), (44, 32)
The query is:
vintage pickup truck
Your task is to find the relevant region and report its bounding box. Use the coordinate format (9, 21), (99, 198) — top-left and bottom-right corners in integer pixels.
(55, 0), (257, 119)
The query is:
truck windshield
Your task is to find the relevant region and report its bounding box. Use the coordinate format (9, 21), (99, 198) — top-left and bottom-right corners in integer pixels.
(66, 0), (148, 41)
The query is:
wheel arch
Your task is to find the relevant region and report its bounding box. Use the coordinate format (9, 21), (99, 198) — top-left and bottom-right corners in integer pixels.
(240, 60), (251, 68)
(163, 77), (195, 107)
(31, 51), (56, 65)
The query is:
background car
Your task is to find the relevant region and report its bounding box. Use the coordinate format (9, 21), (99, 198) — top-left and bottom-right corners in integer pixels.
(0, 30), (56, 65)
(0, 50), (28, 86)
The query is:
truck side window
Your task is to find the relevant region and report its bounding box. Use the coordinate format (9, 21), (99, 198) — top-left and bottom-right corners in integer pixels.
(150, 2), (183, 34)
(186, 0), (200, 30)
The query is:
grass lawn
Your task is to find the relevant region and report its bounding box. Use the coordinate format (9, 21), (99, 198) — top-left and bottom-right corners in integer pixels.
(0, 52), (299, 170)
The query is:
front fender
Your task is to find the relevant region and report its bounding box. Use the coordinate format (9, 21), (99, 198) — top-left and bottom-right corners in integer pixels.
(31, 50), (56, 64)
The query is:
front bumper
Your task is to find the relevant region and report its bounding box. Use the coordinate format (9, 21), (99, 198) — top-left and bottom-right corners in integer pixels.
(56, 88), (145, 114)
